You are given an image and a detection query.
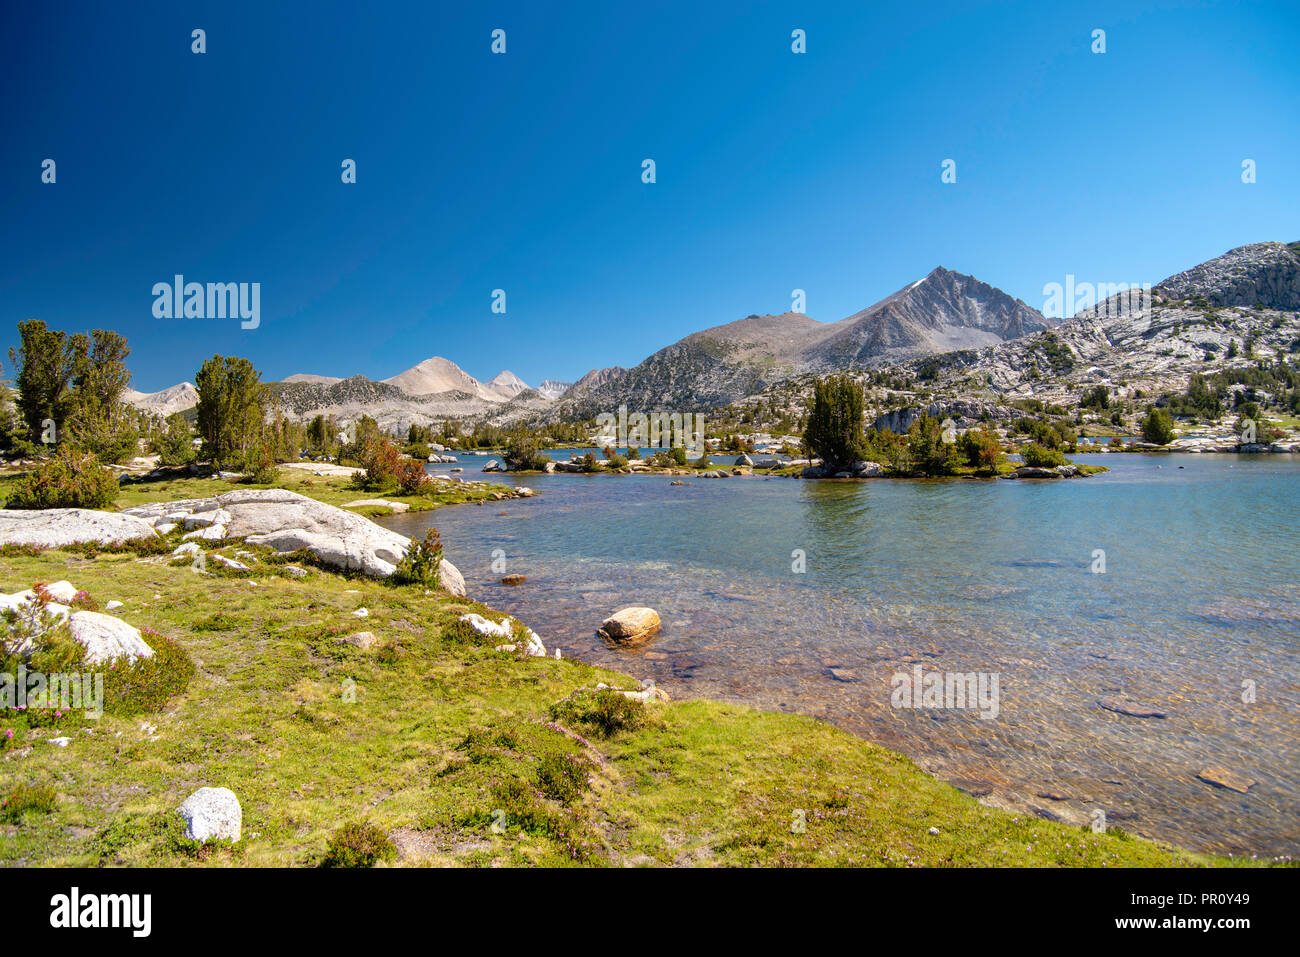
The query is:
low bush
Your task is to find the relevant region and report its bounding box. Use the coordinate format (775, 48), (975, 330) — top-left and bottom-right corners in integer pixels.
(101, 630), (196, 714)
(0, 783), (57, 823)
(354, 436), (427, 494)
(550, 688), (649, 737)
(1021, 443), (1068, 468)
(393, 527), (444, 587)
(152, 414), (197, 466)
(321, 822), (397, 868)
(535, 752), (592, 805)
(956, 428), (1004, 471)
(4, 446), (118, 510)
(1141, 408), (1176, 445)
(241, 444), (279, 484)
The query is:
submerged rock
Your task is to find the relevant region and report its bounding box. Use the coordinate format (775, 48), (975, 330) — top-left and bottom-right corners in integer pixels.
(1196, 766), (1255, 793)
(1097, 697), (1168, 719)
(598, 607), (662, 644)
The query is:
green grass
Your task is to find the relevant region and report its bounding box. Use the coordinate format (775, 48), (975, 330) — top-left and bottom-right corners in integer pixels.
(0, 481), (1250, 868)
(0, 465), (514, 515)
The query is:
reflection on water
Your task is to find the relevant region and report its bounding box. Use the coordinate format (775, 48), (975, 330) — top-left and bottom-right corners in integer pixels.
(385, 454), (1300, 857)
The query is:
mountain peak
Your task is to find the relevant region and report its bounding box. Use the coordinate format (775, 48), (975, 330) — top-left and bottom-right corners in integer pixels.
(123, 381), (199, 417)
(536, 379), (572, 399)
(484, 370), (530, 400)
(487, 369), (527, 387)
(381, 356), (482, 397)
(818, 267), (1053, 365)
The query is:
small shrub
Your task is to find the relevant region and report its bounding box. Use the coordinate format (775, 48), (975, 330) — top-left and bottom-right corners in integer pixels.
(956, 428), (1004, 471)
(321, 822), (397, 868)
(393, 527), (444, 586)
(0, 783), (56, 823)
(68, 590), (99, 611)
(5, 446), (118, 510)
(193, 611), (241, 632)
(242, 445), (279, 483)
(535, 753), (592, 805)
(100, 630), (196, 714)
(152, 414), (197, 466)
(0, 544), (45, 559)
(455, 726), (520, 765)
(550, 688), (649, 738)
(1141, 408), (1176, 445)
(503, 434), (550, 472)
(1, 590), (65, 659)
(354, 436), (426, 493)
(473, 778), (569, 839)
(1021, 443), (1068, 468)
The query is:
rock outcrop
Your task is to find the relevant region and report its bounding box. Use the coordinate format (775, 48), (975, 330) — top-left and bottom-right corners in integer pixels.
(1153, 241), (1300, 311)
(124, 489), (465, 588)
(0, 509), (158, 547)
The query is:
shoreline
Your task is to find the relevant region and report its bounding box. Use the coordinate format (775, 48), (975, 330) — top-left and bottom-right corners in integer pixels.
(0, 470), (1267, 866)
(391, 456), (1300, 861)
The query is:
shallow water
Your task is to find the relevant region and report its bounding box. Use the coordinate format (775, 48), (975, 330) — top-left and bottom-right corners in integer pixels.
(384, 453), (1300, 857)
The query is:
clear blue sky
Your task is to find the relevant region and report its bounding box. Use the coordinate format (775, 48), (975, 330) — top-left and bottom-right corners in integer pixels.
(2, 0), (1297, 393)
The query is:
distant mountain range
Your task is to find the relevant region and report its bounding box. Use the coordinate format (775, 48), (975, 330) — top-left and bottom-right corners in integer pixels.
(123, 244), (1299, 430)
(535, 380), (573, 400)
(902, 241), (1300, 405)
(550, 266), (1055, 418)
(122, 381), (199, 418)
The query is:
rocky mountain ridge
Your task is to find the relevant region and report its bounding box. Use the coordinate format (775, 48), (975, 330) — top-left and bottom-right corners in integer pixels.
(732, 241), (1300, 435)
(550, 267), (1054, 419)
(125, 243), (1297, 433)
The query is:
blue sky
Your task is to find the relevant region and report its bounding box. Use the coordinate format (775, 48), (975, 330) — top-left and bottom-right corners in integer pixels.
(2, 0), (1297, 393)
